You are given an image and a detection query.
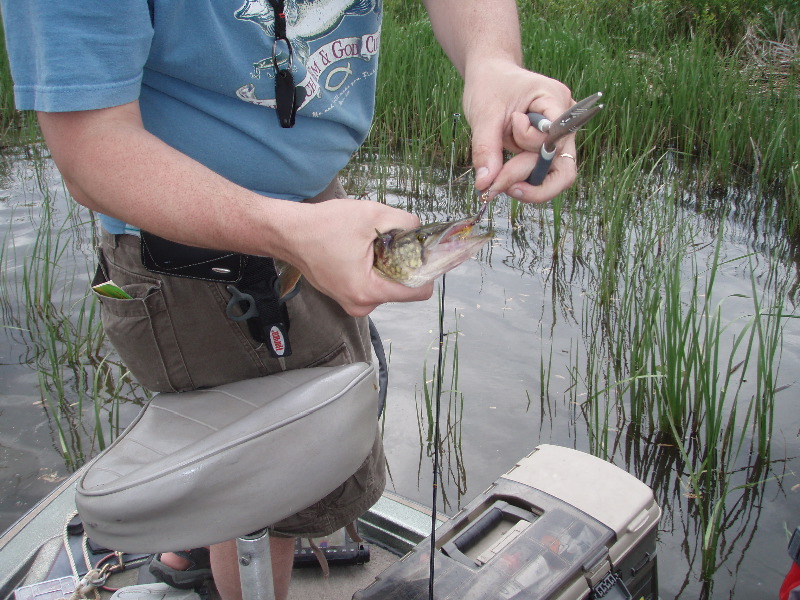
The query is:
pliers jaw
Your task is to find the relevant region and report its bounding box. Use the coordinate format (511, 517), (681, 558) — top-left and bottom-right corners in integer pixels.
(544, 92), (604, 152)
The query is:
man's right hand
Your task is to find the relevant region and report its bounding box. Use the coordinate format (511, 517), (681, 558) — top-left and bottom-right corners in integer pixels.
(278, 198), (435, 317)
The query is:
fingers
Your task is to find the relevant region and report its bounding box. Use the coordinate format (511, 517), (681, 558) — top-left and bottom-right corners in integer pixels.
(507, 151), (578, 203)
(475, 107), (579, 203)
(292, 200), (434, 317)
(470, 113), (506, 192)
(464, 65), (579, 203)
(493, 123), (578, 203)
(342, 278), (435, 318)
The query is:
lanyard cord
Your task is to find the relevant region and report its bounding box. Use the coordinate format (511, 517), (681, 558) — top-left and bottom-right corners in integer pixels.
(429, 274), (446, 599)
(265, 0), (287, 40)
(265, 0), (298, 128)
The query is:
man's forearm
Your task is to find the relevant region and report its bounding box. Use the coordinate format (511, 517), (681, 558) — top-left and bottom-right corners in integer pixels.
(423, 0), (523, 77)
(422, 1), (576, 203)
(37, 102), (302, 261)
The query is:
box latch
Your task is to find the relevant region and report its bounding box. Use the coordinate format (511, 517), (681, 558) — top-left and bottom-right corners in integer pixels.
(590, 570), (632, 599)
(584, 551), (632, 600)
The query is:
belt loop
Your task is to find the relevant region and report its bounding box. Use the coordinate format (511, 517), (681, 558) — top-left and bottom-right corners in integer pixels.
(101, 229), (119, 249)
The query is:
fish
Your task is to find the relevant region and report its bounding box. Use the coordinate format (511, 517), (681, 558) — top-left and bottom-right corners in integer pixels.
(372, 214), (493, 287)
(235, 0), (380, 46)
(275, 213), (492, 298)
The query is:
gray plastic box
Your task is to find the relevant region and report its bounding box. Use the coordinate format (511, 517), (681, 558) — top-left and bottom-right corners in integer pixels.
(354, 444), (661, 600)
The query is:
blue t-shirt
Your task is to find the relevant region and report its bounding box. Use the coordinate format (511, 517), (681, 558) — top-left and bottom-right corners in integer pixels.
(2, 0), (382, 233)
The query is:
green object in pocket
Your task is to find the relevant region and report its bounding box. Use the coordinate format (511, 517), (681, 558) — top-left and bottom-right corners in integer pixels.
(92, 280), (133, 300)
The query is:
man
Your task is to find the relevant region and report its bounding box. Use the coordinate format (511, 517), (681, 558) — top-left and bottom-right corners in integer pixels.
(1, 1), (578, 598)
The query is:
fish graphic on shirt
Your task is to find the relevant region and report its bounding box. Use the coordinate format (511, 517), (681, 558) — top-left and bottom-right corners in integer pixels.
(235, 0), (380, 64)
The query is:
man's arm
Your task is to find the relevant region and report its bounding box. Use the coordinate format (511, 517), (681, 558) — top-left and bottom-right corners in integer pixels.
(37, 102), (432, 317)
(423, 0), (578, 203)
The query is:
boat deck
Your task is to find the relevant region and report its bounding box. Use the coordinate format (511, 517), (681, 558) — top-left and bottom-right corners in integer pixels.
(1, 473), (446, 600)
(99, 544), (399, 600)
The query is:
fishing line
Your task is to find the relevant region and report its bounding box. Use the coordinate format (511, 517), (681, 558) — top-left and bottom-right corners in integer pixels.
(446, 113), (460, 215)
(430, 112), (461, 599)
(429, 274), (446, 600)
(429, 111), (468, 598)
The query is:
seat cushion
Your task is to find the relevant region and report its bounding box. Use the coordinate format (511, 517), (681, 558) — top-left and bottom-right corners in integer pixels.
(76, 363), (378, 553)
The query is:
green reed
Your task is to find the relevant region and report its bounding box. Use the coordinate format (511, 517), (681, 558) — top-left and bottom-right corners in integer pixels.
(1, 158), (148, 469)
(0, 18), (38, 144)
(574, 161), (787, 453)
(0, 16), (18, 134)
(544, 150), (790, 589)
(416, 298), (467, 511)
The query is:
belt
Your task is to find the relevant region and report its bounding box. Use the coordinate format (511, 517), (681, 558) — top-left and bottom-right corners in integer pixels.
(140, 231), (292, 358)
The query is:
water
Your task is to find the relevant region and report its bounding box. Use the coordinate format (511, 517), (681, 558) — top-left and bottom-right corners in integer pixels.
(1, 150), (798, 599)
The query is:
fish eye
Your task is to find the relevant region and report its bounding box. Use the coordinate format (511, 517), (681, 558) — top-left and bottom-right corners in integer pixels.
(417, 233), (429, 243)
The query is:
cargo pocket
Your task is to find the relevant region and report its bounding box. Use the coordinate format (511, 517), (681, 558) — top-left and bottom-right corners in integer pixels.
(305, 342), (353, 369)
(92, 264), (192, 393)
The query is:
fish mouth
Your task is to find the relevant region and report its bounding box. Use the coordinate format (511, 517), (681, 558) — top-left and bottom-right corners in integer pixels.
(420, 215), (492, 275)
(428, 215), (484, 246)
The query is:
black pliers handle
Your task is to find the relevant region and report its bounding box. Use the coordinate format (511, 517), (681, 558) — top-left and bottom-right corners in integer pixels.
(526, 92), (604, 185)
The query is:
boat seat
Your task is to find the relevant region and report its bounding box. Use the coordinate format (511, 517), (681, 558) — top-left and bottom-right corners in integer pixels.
(76, 362), (378, 554)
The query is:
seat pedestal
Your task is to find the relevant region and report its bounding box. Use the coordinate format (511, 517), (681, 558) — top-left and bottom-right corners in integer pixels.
(236, 529), (275, 600)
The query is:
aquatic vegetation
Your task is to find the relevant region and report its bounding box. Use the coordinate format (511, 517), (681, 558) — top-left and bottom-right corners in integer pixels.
(0, 156), (149, 470)
(416, 302), (467, 512)
(373, 2), (799, 230)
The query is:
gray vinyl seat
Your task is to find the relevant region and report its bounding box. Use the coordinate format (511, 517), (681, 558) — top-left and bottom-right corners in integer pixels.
(76, 362), (378, 554)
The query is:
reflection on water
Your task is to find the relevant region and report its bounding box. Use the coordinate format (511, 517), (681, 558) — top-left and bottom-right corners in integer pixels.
(0, 150), (148, 529)
(618, 426), (779, 599)
(1, 150), (799, 599)
(413, 306), (468, 513)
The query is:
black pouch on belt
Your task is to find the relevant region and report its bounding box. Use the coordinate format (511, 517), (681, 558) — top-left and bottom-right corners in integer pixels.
(140, 231), (292, 358)
(140, 230), (245, 282)
(225, 256), (292, 359)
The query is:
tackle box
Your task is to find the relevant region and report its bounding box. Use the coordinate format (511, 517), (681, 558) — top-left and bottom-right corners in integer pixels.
(354, 445), (660, 600)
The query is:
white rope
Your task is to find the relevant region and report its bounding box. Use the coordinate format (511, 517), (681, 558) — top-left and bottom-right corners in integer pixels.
(61, 511), (81, 578)
(60, 511), (106, 600)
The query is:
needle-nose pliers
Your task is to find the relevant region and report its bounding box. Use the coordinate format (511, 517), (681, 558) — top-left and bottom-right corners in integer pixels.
(526, 91), (604, 185)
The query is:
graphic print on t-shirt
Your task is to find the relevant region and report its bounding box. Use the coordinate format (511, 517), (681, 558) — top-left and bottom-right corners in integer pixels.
(234, 0), (381, 118)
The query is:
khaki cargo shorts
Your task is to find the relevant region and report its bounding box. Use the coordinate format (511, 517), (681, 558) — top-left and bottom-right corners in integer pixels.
(92, 180), (385, 538)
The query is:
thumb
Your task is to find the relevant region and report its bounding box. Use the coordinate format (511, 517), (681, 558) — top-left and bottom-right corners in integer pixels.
(470, 115), (505, 193)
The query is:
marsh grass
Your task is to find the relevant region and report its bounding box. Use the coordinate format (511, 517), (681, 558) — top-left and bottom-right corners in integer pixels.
(1, 158), (148, 469)
(0, 24), (36, 144)
(415, 301), (467, 512)
(373, 3), (799, 232)
(0, 19), (19, 136)
(523, 150), (791, 592)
